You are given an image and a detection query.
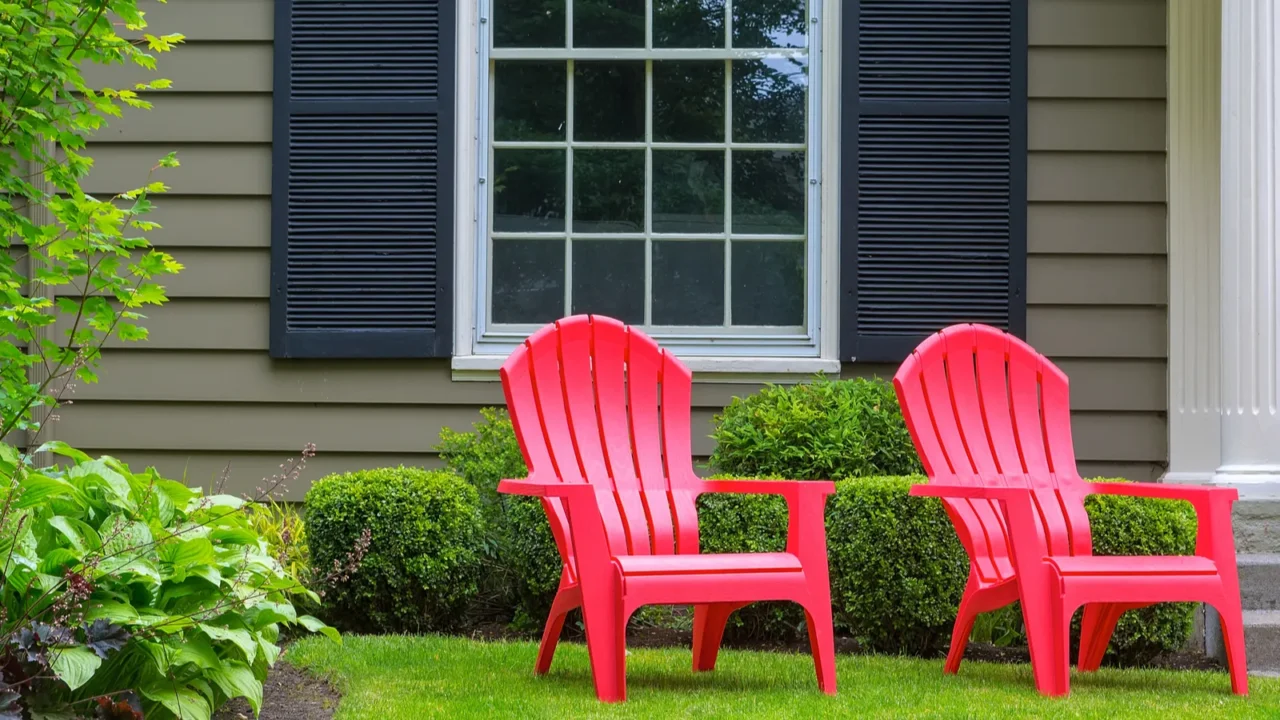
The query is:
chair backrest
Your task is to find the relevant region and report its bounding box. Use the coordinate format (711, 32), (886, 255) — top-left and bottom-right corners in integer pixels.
(500, 315), (702, 573)
(892, 324), (1092, 580)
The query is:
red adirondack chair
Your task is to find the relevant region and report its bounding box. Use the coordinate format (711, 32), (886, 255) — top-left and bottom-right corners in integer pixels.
(893, 323), (1248, 696)
(496, 315), (838, 702)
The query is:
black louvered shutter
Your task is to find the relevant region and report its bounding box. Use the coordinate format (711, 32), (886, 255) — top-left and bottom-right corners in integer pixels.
(270, 0), (454, 358)
(839, 1), (1027, 363)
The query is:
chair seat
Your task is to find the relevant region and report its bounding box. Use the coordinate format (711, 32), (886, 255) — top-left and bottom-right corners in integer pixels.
(1047, 555), (1218, 577)
(615, 552), (803, 577)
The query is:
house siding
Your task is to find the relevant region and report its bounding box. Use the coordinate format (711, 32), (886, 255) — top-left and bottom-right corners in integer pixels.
(64, 0), (1168, 496)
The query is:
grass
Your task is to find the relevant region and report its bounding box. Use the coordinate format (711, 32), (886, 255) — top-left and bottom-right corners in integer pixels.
(286, 634), (1280, 719)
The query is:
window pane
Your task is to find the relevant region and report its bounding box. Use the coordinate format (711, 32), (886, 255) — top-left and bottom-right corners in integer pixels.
(492, 239), (565, 323)
(653, 61), (725, 143)
(494, 149), (566, 233)
(575, 62), (645, 142)
(733, 0), (806, 48)
(732, 241), (804, 326)
(573, 149), (644, 233)
(574, 0), (644, 48)
(653, 151), (724, 234)
(732, 150), (805, 234)
(733, 58), (807, 144)
(495, 61), (566, 141)
(653, 241), (725, 325)
(571, 240), (645, 323)
(654, 0), (726, 48)
(494, 0), (566, 48)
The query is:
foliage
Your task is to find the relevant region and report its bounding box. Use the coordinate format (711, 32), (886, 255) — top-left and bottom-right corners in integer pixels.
(304, 467), (485, 634)
(436, 408), (561, 629)
(0, 0), (185, 445)
(708, 376), (922, 481)
(0, 443), (338, 720)
(697, 475), (1198, 662)
(695, 476), (800, 641)
(826, 476), (969, 654)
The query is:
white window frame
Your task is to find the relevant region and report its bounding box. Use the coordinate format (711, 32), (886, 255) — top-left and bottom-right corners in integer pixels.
(452, 0), (843, 381)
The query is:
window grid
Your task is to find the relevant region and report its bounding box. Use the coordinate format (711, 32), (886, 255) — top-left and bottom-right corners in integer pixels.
(479, 0), (821, 350)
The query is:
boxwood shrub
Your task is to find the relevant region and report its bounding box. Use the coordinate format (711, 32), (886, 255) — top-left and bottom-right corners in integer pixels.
(708, 375), (922, 480)
(698, 475), (1199, 663)
(304, 467), (485, 633)
(436, 408), (562, 628)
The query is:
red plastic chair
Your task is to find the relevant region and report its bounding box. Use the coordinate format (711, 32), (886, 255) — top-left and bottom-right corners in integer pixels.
(496, 315), (837, 702)
(893, 323), (1248, 696)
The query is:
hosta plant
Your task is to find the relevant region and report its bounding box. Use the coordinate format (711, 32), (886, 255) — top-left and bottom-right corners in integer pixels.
(0, 442), (339, 719)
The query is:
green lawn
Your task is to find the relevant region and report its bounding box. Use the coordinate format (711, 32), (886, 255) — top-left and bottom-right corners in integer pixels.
(285, 634), (1280, 719)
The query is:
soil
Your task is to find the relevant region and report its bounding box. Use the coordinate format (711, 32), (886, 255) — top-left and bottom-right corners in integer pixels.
(213, 660), (340, 720)
(227, 623), (1225, 718)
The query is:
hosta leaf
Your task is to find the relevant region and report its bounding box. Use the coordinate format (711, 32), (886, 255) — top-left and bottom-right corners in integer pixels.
(38, 441), (90, 464)
(255, 634), (281, 668)
(47, 516), (101, 553)
(68, 460), (134, 511)
(158, 537), (214, 568)
(173, 633), (222, 671)
(207, 661), (263, 715)
(247, 600), (295, 629)
(140, 683), (211, 720)
(49, 646), (101, 690)
(16, 474), (80, 508)
(198, 623), (256, 663)
(84, 600), (139, 624)
(209, 527), (258, 545)
(190, 564), (223, 588)
(156, 478), (198, 507)
(36, 547), (79, 574)
(298, 615), (341, 644)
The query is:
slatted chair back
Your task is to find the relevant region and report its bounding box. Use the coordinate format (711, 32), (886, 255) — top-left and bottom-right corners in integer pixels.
(892, 324), (1092, 583)
(500, 315), (701, 579)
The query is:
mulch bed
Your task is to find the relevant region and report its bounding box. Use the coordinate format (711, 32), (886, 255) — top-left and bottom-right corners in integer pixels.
(227, 622), (1224, 718)
(214, 660), (340, 720)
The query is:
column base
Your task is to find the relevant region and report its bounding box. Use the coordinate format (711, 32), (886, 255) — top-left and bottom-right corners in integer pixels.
(1210, 466), (1280, 499)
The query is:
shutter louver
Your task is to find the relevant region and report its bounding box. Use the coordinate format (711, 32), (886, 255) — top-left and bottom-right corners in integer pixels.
(271, 0), (454, 359)
(840, 1), (1026, 363)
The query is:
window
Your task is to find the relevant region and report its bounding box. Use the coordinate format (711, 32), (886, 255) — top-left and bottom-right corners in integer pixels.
(471, 0), (825, 359)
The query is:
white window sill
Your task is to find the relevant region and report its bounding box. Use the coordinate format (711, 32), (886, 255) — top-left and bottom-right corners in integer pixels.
(451, 354), (842, 383)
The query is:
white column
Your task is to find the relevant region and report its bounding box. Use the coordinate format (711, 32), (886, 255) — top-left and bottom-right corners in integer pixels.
(1167, 0), (1222, 484)
(1216, 0), (1280, 496)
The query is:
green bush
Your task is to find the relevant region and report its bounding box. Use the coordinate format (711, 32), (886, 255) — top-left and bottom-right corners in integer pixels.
(709, 375), (922, 480)
(827, 476), (970, 654)
(696, 475), (1198, 663)
(696, 478), (800, 641)
(305, 467), (484, 633)
(436, 409), (562, 628)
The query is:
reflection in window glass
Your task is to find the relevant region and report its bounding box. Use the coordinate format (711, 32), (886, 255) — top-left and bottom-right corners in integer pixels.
(572, 240), (645, 323)
(488, 0), (815, 336)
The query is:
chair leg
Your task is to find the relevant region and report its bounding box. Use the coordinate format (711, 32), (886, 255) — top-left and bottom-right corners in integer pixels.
(944, 589), (981, 675)
(535, 584), (582, 675)
(692, 603), (745, 672)
(1021, 590), (1072, 697)
(803, 604), (838, 695)
(580, 569), (627, 702)
(1216, 599), (1250, 696)
(1077, 603), (1128, 672)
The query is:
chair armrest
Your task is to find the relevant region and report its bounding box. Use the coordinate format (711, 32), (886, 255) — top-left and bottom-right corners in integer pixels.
(699, 479), (836, 500)
(497, 478), (596, 500)
(1087, 481), (1238, 503)
(908, 483), (1031, 502)
(1087, 482), (1240, 561)
(699, 479), (835, 561)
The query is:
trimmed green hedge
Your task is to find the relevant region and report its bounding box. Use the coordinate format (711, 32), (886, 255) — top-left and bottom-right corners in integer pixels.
(698, 475), (1199, 663)
(436, 408), (561, 629)
(305, 467), (485, 633)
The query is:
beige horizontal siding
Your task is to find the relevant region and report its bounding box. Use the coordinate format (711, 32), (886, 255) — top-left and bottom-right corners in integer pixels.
(48, 0), (1172, 491)
(79, 353), (1165, 412)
